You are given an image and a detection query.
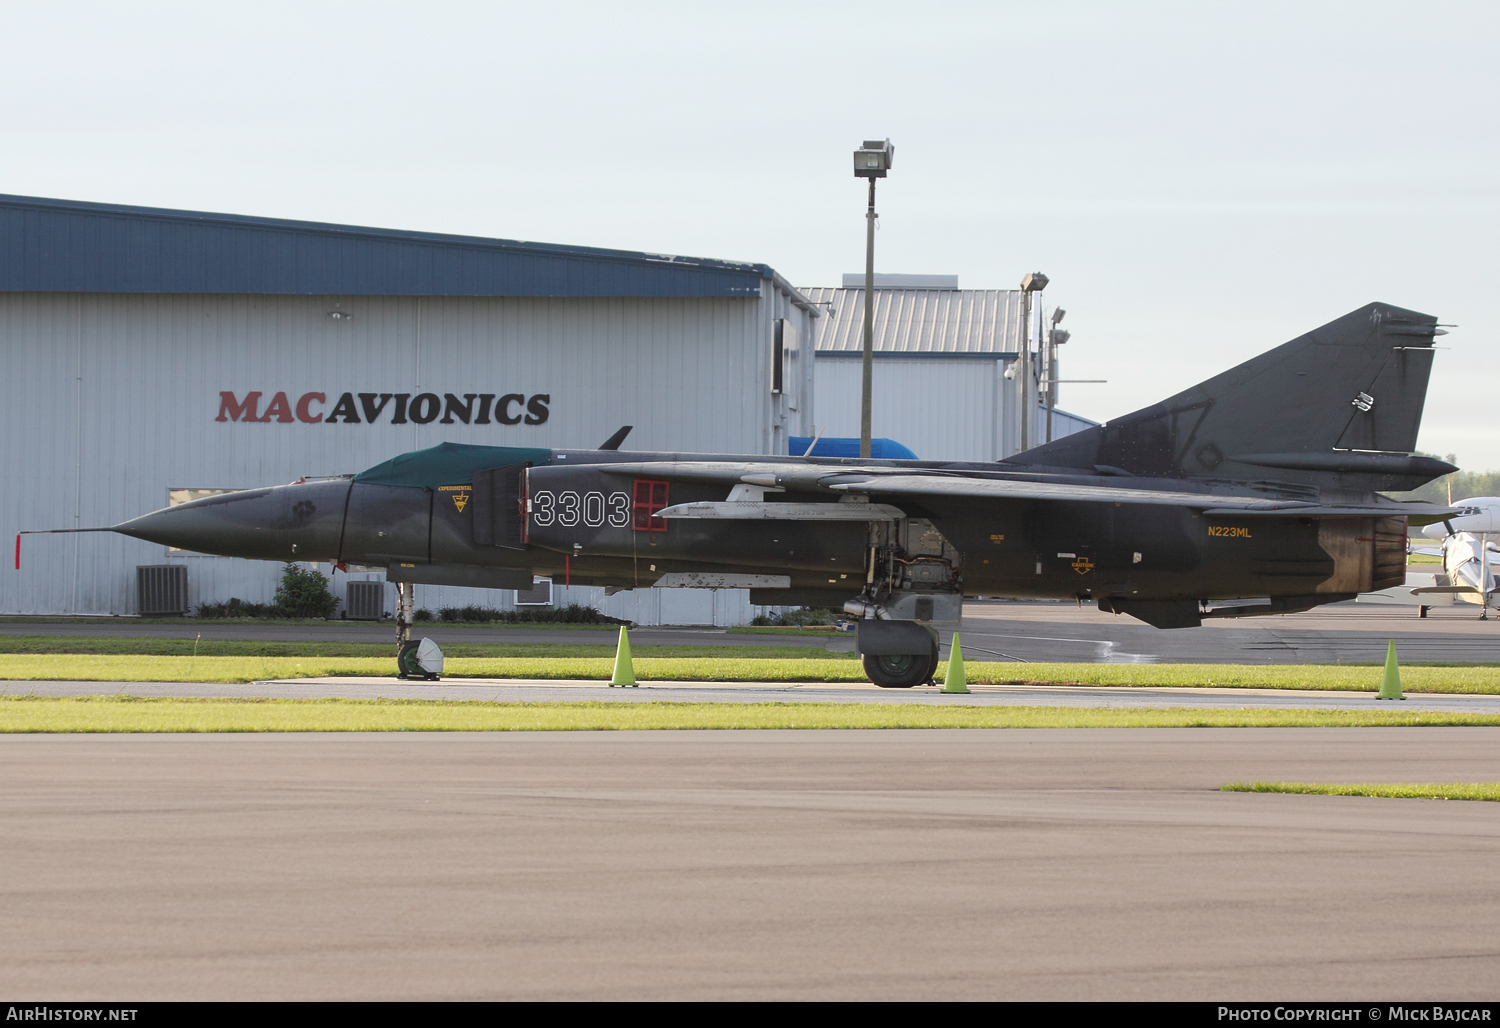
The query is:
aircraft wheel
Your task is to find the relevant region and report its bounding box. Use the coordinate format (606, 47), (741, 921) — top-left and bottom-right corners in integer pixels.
(863, 651), (935, 689)
(397, 640), (423, 679)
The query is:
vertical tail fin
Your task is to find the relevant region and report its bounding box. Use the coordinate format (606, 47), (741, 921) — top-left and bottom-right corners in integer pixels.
(1017, 302), (1453, 490)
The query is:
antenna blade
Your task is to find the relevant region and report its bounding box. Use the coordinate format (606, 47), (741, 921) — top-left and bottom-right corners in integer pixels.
(598, 426), (633, 451)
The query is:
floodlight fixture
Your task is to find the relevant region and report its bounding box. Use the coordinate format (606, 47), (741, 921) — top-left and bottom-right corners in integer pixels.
(1051, 308), (1066, 325)
(1050, 329), (1070, 345)
(854, 138), (894, 179)
(1021, 272), (1049, 293)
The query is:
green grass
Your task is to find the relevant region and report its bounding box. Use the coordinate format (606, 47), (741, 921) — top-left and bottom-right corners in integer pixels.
(5, 654), (1500, 691)
(1223, 781), (1500, 802)
(0, 654), (865, 683)
(0, 617), (630, 630)
(0, 636), (851, 660)
(3, 696), (1500, 733)
(953, 663), (1500, 693)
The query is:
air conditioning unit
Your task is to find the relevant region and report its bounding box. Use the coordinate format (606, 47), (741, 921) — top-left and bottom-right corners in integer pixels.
(346, 581), (385, 620)
(516, 577), (552, 606)
(137, 565), (188, 616)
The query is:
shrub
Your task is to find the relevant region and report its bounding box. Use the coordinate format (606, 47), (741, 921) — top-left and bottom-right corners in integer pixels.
(273, 563), (339, 619)
(752, 607), (842, 627)
(432, 602), (628, 626)
(412, 608), (434, 622)
(193, 563), (339, 619)
(193, 597), (280, 619)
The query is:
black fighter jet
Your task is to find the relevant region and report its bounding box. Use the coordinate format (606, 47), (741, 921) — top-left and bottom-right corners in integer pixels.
(101, 302), (1463, 686)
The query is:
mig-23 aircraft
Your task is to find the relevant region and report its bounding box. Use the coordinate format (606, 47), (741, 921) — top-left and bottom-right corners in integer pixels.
(81, 302), (1464, 686)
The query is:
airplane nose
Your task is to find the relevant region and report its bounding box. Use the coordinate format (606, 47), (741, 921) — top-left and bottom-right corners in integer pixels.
(113, 479), (351, 561)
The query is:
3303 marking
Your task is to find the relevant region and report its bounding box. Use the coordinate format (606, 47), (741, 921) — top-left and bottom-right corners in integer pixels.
(530, 490), (631, 529)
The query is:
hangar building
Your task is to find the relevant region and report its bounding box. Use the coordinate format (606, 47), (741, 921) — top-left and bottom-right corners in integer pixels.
(803, 274), (1096, 461)
(2, 194), (818, 624)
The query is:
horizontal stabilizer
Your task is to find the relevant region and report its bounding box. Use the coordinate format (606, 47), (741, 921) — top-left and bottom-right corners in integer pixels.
(1200, 503), (1462, 520)
(1231, 452), (1457, 477)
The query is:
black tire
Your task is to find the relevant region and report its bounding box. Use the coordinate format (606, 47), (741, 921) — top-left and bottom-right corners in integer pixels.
(863, 651), (935, 689)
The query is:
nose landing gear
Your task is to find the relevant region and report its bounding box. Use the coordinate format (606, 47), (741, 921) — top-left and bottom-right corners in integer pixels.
(393, 580), (443, 680)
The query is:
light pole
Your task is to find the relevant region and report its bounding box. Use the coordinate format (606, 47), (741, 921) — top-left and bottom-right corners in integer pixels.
(1045, 308), (1068, 443)
(1019, 271), (1048, 453)
(854, 138), (893, 460)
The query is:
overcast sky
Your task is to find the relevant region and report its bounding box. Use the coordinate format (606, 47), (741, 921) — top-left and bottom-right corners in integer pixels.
(3, 1), (1496, 466)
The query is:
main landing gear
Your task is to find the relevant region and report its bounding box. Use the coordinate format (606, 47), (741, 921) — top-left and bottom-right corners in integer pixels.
(847, 519), (963, 688)
(855, 619), (942, 689)
(862, 643), (941, 689)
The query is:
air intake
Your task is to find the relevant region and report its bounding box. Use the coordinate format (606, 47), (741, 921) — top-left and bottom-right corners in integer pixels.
(346, 581), (385, 621)
(137, 565), (188, 616)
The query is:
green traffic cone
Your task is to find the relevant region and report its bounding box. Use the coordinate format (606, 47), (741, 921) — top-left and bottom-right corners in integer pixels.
(942, 633), (970, 694)
(1377, 639), (1404, 700)
(611, 625), (637, 688)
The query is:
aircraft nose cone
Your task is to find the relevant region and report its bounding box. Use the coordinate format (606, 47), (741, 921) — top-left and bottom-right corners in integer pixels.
(113, 480), (351, 561)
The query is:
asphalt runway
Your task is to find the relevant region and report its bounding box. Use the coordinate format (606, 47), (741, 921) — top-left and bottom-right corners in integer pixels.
(5, 596), (1497, 664)
(3, 728), (1500, 1000)
(16, 676), (1500, 713)
(959, 600), (1500, 665)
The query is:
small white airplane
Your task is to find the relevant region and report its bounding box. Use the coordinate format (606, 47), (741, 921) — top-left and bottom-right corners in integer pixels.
(1410, 497), (1500, 618)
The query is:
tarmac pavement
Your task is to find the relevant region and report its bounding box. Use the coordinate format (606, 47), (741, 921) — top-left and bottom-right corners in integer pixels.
(2, 728), (1499, 1000)
(5, 598), (1497, 663)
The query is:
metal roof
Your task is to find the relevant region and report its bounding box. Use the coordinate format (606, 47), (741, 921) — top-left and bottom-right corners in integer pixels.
(839, 273), (959, 289)
(0, 194), (813, 304)
(802, 286), (1023, 354)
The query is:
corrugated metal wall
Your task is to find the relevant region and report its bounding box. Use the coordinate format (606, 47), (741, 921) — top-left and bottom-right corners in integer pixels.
(2, 288), (815, 621)
(804, 284), (1096, 462)
(815, 357), (1010, 461)
(814, 357), (1095, 462)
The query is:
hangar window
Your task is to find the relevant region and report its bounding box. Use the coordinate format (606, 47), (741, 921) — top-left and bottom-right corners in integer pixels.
(772, 319), (785, 395)
(632, 480), (670, 532)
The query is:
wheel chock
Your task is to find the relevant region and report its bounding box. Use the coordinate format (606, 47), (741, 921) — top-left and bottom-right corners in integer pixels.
(942, 633), (970, 694)
(611, 625), (637, 688)
(1377, 639), (1404, 700)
